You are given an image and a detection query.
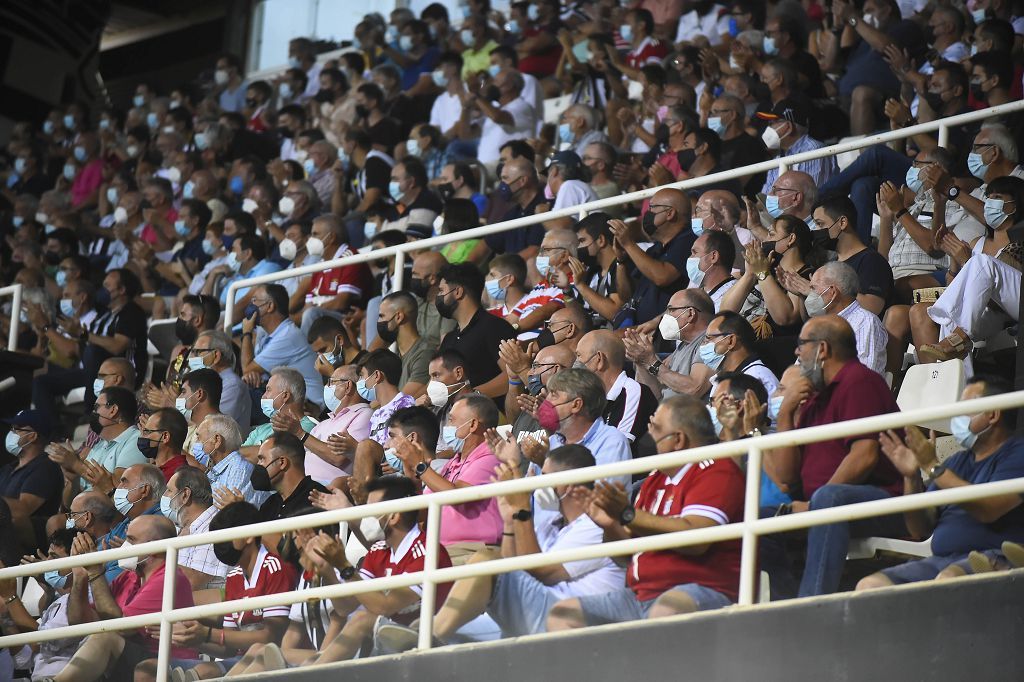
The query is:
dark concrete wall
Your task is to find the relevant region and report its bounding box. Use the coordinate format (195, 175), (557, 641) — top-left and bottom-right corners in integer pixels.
(249, 571), (1024, 682)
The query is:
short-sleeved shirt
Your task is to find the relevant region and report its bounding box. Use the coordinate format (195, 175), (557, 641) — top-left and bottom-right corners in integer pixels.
(535, 513), (626, 600)
(157, 453), (187, 483)
(0, 453), (63, 518)
(259, 476), (328, 522)
(82, 426), (148, 491)
(478, 97), (538, 164)
(487, 191), (546, 256)
(219, 369), (252, 435)
(842, 247), (894, 307)
(306, 245), (373, 305)
(306, 403), (372, 481)
(111, 565), (196, 657)
(425, 441), (504, 546)
(663, 332), (708, 399)
(603, 371), (659, 447)
(219, 259), (283, 305)
(178, 504), (230, 582)
(88, 301), (148, 385)
(796, 360), (902, 500)
(243, 416), (317, 448)
(416, 294), (458, 351)
(631, 229), (696, 325)
(552, 179), (598, 212)
(253, 320), (324, 407)
(368, 393), (417, 445)
(360, 526), (453, 625)
(399, 337), (431, 390)
(430, 90), (464, 134)
(223, 546), (296, 651)
(351, 151), (394, 203)
(438, 308), (518, 388)
(510, 280), (566, 333)
(629, 459), (745, 602)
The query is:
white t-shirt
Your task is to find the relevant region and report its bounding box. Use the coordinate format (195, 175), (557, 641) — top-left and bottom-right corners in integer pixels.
(535, 513), (626, 600)
(522, 73), (544, 131)
(675, 5), (730, 45)
(478, 97), (538, 164)
(430, 90), (465, 135)
(552, 179), (598, 212)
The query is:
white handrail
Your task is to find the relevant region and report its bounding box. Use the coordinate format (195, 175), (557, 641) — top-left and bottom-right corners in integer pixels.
(222, 99), (1024, 330)
(5, 389), (1024, 681)
(0, 284), (23, 351)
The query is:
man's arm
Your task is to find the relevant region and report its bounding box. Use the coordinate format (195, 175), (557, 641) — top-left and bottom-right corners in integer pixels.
(476, 370), (511, 399)
(88, 332), (130, 356)
(3, 493), (46, 520)
(826, 439), (881, 487)
(66, 573), (98, 625)
(197, 616), (289, 657)
(928, 467), (1024, 524)
(514, 301), (563, 332)
(509, 516), (572, 585)
(87, 567), (123, 620)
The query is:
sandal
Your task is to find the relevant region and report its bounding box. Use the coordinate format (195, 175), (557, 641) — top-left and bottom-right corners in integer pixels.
(917, 327), (973, 363)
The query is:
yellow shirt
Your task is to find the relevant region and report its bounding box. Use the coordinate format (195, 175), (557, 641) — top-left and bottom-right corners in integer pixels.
(461, 40), (498, 79)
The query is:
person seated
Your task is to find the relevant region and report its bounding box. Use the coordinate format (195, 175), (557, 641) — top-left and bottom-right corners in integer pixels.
(94, 463), (166, 583)
(686, 229), (742, 312)
(542, 151), (597, 231)
(377, 291), (430, 398)
(308, 316), (363, 379)
(161, 466), (231, 591)
(350, 349), (417, 486)
(417, 349), (482, 455)
(0, 409), (64, 553)
(803, 262), (888, 375)
(508, 229), (579, 336)
(241, 368), (317, 458)
(764, 315), (904, 599)
(747, 170), (817, 241)
(58, 516), (195, 682)
(546, 395), (744, 631)
(376, 444), (626, 649)
(500, 342), (575, 434)
(138, 407), (189, 482)
(910, 176), (1024, 369)
(174, 368), (223, 456)
(437, 197), (491, 267)
(485, 253), (530, 320)
(193, 414), (267, 507)
(187, 330), (252, 435)
(627, 288), (716, 401)
(703, 311), (779, 397)
(857, 377), (1024, 591)
(151, 501), (296, 681)
(304, 364), (371, 485)
(64, 490), (119, 552)
(565, 212), (626, 328)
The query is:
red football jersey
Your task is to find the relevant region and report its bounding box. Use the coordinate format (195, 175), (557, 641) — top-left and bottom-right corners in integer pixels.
(359, 527), (453, 625)
(223, 547), (296, 640)
(627, 459), (744, 602)
(307, 245), (372, 302)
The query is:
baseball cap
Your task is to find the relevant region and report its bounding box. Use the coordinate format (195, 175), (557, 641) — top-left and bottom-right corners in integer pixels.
(755, 96), (812, 129)
(3, 409), (52, 437)
(547, 150), (583, 172)
(405, 223), (433, 240)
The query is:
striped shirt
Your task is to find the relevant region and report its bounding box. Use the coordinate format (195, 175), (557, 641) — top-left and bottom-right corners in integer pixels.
(762, 135), (836, 193)
(511, 279), (566, 335)
(178, 505), (231, 585)
(603, 370), (658, 446)
(836, 300), (888, 376)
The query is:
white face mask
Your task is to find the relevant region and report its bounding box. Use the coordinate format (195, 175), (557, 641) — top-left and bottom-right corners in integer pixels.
(761, 125), (781, 151)
(116, 540), (148, 571)
(359, 515), (385, 544)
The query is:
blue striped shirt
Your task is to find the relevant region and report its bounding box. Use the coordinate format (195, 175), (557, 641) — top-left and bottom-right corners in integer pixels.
(762, 135), (836, 193)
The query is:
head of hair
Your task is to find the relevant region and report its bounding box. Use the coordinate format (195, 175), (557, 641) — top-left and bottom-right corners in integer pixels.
(182, 294), (221, 330)
(715, 371), (769, 406)
(136, 463), (167, 502)
(210, 501), (262, 541)
(702, 230), (735, 271)
(986, 176), (1024, 220)
(266, 430), (306, 468)
(454, 394), (500, 429)
(442, 198), (479, 233)
(978, 19), (1015, 52)
(546, 444), (596, 487)
(366, 475), (420, 528)
(490, 253), (527, 287)
(359, 348), (403, 387)
(490, 44), (519, 67)
(630, 7), (655, 34)
(100, 386), (137, 424)
(172, 465), (214, 507)
(546, 368), (606, 421)
(817, 195), (857, 230)
(183, 368), (223, 407)
(663, 394), (717, 446)
(933, 60), (968, 100)
(439, 262), (485, 304)
(971, 50), (1013, 90)
(815, 261), (860, 299)
(261, 283), (289, 318)
(400, 157), (428, 189)
(196, 329), (235, 367)
(430, 348), (468, 373)
(152, 408), (189, 450)
(110, 268), (142, 298)
(498, 138), (534, 162)
(382, 290), (418, 324)
(980, 123), (1019, 164)
(202, 414), (242, 453)
(575, 212), (614, 246)
(270, 367), (307, 404)
(712, 311), (757, 351)
(387, 406), (441, 450)
(966, 375), (1018, 430)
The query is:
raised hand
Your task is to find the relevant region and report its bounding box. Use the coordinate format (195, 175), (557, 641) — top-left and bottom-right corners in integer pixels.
(309, 486), (351, 511)
(213, 486), (244, 509)
(484, 428), (524, 467)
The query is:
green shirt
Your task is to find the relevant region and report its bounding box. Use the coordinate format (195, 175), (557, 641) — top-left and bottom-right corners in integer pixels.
(441, 239), (481, 265)
(82, 426), (148, 490)
(399, 337), (432, 390)
(242, 416), (317, 447)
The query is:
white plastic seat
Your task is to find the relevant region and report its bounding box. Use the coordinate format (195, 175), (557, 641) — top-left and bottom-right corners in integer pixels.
(543, 94), (573, 125)
(895, 359), (966, 434)
(847, 536), (932, 560)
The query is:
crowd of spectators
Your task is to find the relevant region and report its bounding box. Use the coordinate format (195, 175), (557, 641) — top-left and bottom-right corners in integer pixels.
(0, 0), (1024, 678)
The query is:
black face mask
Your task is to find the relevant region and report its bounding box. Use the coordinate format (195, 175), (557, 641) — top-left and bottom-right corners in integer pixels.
(277, 533), (301, 567)
(495, 162), (505, 183)
(250, 463), (275, 492)
(526, 374), (544, 395)
(435, 293), (457, 319)
(970, 84), (986, 101)
(245, 97), (259, 109)
(577, 248), (597, 272)
(642, 210), (659, 236)
(655, 123), (670, 145)
(214, 541), (243, 566)
(408, 277), (430, 298)
(136, 437), (159, 459)
(535, 328), (556, 349)
(923, 91), (946, 112)
(175, 317), (197, 345)
(676, 149), (696, 171)
(43, 251), (61, 266)
(355, 104), (370, 118)
(812, 230), (838, 252)
(89, 413), (105, 434)
(376, 319), (399, 344)
(485, 85), (501, 102)
(277, 126), (295, 139)
(315, 89), (333, 104)
(438, 182), (455, 201)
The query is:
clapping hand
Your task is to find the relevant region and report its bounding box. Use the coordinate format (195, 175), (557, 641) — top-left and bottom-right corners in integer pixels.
(213, 486), (244, 509)
(484, 428), (524, 467)
(776, 267), (812, 296)
(309, 485), (351, 511)
(588, 480), (629, 528)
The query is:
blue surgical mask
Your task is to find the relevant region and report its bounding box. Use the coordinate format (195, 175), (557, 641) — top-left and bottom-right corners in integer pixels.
(5, 431), (23, 456)
(406, 138), (421, 157)
(384, 447), (404, 473)
(191, 440), (211, 468)
(460, 29), (474, 46)
(261, 393), (282, 419)
(442, 421), (469, 453)
(698, 340), (725, 371)
(950, 414), (980, 449)
(226, 252), (241, 272)
(56, 270), (67, 288)
(905, 166), (924, 194)
(707, 116), (726, 136)
(983, 197), (1009, 228)
(763, 36), (778, 55)
(323, 384), (342, 413)
(112, 486), (140, 515)
(92, 378), (105, 397)
(488, 64), (501, 78)
(691, 218), (704, 236)
(707, 405), (723, 436)
(303, 158), (316, 176)
(389, 180), (404, 202)
(63, 164), (76, 181)
(505, 19), (520, 34)
(106, 187), (119, 205)
(686, 256), (705, 287)
(768, 395), (784, 422)
(174, 219), (190, 237)
(536, 255), (551, 278)
(73, 146), (87, 162)
(528, 4), (540, 21)
(967, 152), (988, 181)
(175, 393), (193, 421)
(399, 35), (414, 51)
(485, 278), (507, 301)
(44, 569), (68, 589)
(133, 94), (146, 107)
(229, 175), (244, 195)
(356, 377), (377, 402)
(202, 239), (216, 256)
(619, 23), (633, 42)
(432, 70), (448, 88)
(64, 114), (76, 129)
(161, 489), (184, 526)
(59, 298), (75, 317)
(558, 122), (574, 144)
(187, 356), (206, 372)
(12, 215), (23, 228)
(765, 194), (784, 218)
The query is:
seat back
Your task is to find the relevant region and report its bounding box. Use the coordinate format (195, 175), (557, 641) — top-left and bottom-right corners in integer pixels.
(896, 359), (966, 433)
(148, 318), (179, 363)
(543, 93), (573, 125)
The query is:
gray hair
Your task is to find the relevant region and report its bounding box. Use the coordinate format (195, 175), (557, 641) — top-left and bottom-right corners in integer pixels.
(663, 395), (717, 446)
(567, 103), (598, 130)
(172, 466), (214, 508)
(788, 171), (818, 209)
(311, 139), (338, 162)
(137, 463), (167, 503)
(547, 368), (606, 421)
(202, 414), (242, 453)
(543, 228), (578, 257)
(716, 93), (746, 118)
(271, 366), (307, 404)
(77, 492), (119, 525)
(981, 123), (1019, 163)
(197, 330), (235, 367)
(815, 261), (860, 298)
(289, 180), (320, 210)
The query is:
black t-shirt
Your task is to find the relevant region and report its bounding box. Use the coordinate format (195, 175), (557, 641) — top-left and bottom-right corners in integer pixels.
(368, 117), (402, 154)
(259, 476), (328, 522)
(720, 134), (768, 196)
(11, 173), (52, 199)
(790, 49), (826, 100)
(438, 308), (517, 387)
(631, 228), (696, 325)
(603, 377), (659, 454)
(398, 187), (443, 217)
(488, 191), (546, 255)
(352, 153), (393, 202)
(0, 453), (64, 519)
(89, 300), (148, 387)
(843, 247), (894, 306)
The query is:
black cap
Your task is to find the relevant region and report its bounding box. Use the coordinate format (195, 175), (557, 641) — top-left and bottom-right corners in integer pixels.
(547, 150), (583, 171)
(405, 223), (432, 240)
(755, 96), (812, 129)
(3, 409), (52, 437)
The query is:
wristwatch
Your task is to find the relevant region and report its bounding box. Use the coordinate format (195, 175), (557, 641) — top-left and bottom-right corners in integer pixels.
(414, 461), (429, 478)
(848, 16), (858, 27)
(648, 359), (663, 376)
(339, 565), (356, 580)
(619, 504), (636, 526)
(946, 185), (960, 201)
(512, 509), (533, 522)
(927, 462), (947, 481)
(755, 271), (769, 281)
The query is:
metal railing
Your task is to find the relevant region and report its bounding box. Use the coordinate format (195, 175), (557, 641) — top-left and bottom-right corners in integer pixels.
(4, 390), (1024, 682)
(1, 283), (23, 351)
(222, 99), (1024, 330)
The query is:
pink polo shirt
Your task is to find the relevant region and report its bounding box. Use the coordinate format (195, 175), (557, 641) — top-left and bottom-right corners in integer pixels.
(425, 441), (503, 546)
(71, 159), (103, 208)
(305, 403), (372, 482)
(110, 563), (197, 658)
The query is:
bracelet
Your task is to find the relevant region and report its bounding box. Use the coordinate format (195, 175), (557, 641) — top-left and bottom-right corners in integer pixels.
(88, 572), (105, 583)
(894, 208), (908, 221)
(300, 431), (310, 444)
(206, 625), (213, 642)
(502, 531), (514, 537)
(4, 595), (17, 605)
(508, 379), (523, 387)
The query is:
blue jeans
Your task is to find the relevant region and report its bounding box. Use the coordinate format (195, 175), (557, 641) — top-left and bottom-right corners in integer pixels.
(798, 483), (907, 597)
(576, 584), (732, 626)
(819, 145), (912, 243)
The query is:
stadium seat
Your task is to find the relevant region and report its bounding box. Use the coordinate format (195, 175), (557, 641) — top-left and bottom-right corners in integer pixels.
(895, 359), (966, 434)
(543, 93), (573, 125)
(847, 536), (931, 561)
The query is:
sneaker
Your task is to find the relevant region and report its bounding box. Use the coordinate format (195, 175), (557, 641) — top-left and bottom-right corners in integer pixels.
(262, 642), (288, 671)
(1002, 541), (1024, 569)
(968, 550), (994, 574)
(169, 668), (188, 682)
(375, 622), (420, 654)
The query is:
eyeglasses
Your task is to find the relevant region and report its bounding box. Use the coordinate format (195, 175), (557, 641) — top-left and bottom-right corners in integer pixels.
(327, 378), (351, 387)
(666, 305), (695, 315)
(190, 347), (215, 355)
(796, 337), (821, 346)
(530, 362), (564, 372)
(770, 187), (800, 195)
(538, 246), (567, 256)
(705, 332), (733, 340)
(140, 428), (167, 437)
(971, 143), (996, 153)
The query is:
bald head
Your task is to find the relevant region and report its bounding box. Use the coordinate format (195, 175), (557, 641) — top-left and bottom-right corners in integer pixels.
(98, 357), (135, 389)
(413, 251), (446, 277)
(536, 344), (574, 370)
(804, 315), (857, 361)
(774, 170), (817, 216)
(505, 157), (536, 183)
(580, 330), (626, 371)
(698, 190), (741, 229)
(652, 188), (691, 220)
(128, 514), (177, 544)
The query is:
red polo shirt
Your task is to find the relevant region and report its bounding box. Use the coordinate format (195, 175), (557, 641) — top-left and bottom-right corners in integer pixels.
(796, 359), (902, 500)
